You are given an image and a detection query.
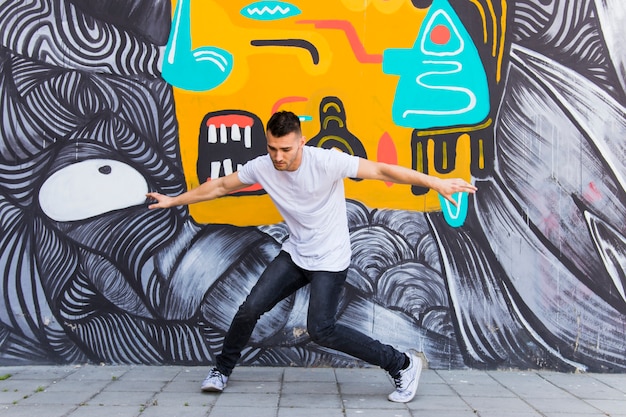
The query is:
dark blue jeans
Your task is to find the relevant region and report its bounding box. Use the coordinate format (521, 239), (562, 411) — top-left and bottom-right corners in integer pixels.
(215, 251), (406, 376)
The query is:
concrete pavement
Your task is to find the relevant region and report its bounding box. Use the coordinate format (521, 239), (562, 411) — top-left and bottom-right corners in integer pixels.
(0, 364), (625, 417)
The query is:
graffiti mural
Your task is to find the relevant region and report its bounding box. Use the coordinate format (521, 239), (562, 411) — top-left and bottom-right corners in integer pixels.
(0, 0), (624, 373)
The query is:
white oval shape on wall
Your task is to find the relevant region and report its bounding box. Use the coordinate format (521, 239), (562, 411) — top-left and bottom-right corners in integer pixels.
(39, 159), (148, 222)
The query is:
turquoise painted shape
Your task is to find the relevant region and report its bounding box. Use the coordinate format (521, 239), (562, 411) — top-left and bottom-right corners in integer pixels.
(162, 0), (234, 92)
(241, 1), (301, 20)
(438, 191), (469, 227)
(382, 0), (489, 129)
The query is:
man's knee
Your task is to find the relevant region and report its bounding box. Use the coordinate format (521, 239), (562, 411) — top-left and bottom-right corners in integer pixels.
(234, 300), (264, 323)
(308, 321), (337, 346)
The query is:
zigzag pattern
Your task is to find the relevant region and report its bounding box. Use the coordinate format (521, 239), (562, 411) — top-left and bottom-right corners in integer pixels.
(245, 6), (291, 16)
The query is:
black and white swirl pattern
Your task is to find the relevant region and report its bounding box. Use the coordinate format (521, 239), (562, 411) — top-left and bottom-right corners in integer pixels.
(0, 0), (160, 76)
(512, 0), (619, 95)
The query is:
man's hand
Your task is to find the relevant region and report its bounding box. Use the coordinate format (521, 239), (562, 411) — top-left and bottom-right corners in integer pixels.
(433, 178), (478, 206)
(146, 192), (175, 209)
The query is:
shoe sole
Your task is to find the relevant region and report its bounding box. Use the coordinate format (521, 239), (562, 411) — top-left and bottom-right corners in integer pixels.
(201, 385), (225, 392)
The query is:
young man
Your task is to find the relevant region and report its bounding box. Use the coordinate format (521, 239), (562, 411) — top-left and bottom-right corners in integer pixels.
(147, 110), (477, 403)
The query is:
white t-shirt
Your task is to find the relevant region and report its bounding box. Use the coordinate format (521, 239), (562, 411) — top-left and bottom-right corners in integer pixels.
(238, 146), (360, 271)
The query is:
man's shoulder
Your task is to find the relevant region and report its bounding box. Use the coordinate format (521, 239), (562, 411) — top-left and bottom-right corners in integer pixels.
(244, 153), (271, 167)
(304, 146), (359, 177)
(304, 145), (356, 161)
(239, 154), (271, 181)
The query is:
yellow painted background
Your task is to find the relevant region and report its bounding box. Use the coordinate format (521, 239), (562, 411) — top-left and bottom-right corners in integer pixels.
(171, 0), (473, 225)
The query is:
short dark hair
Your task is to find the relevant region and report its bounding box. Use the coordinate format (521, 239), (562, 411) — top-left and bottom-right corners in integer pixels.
(266, 111), (301, 137)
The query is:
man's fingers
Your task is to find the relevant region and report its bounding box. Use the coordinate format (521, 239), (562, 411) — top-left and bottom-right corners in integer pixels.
(146, 192), (164, 210)
(455, 180), (477, 193)
(445, 195), (458, 207)
(440, 179), (477, 207)
(465, 183), (478, 192)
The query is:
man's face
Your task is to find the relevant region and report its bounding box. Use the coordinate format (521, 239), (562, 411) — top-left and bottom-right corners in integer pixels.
(266, 131), (305, 172)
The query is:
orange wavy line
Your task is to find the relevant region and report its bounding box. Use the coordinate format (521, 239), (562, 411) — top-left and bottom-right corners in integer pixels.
(297, 19), (383, 64)
(271, 96), (309, 114)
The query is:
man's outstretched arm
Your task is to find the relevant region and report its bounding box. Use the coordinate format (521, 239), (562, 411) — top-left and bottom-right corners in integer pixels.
(146, 172), (250, 209)
(356, 158), (477, 205)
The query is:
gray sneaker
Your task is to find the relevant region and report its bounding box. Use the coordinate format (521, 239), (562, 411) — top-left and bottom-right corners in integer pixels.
(388, 350), (422, 403)
(201, 367), (228, 392)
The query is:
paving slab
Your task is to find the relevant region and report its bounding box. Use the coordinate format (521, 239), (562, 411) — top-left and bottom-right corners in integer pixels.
(0, 365), (624, 417)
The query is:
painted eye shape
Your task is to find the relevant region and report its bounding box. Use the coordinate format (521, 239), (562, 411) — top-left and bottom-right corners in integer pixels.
(38, 159), (148, 222)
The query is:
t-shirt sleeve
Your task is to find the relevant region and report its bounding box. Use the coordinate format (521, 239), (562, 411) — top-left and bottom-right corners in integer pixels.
(237, 155), (262, 185)
(328, 149), (360, 179)
(346, 153), (360, 178)
(237, 155), (269, 185)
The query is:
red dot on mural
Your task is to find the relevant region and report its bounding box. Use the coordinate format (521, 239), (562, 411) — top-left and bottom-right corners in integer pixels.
(430, 24), (451, 45)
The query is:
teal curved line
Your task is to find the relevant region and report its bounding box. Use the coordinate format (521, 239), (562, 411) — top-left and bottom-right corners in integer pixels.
(162, 0), (234, 92)
(438, 192), (469, 227)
